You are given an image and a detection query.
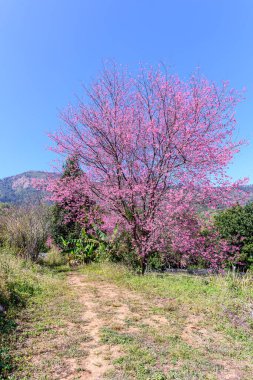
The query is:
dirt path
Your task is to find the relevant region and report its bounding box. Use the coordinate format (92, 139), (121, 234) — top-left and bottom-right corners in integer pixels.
(63, 273), (252, 380)
(13, 271), (253, 380)
(66, 274), (124, 379)
(66, 273), (151, 379)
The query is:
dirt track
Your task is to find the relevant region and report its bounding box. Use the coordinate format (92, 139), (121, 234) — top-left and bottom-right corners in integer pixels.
(14, 272), (252, 380)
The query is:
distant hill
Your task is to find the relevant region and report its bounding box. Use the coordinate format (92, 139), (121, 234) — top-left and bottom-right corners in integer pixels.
(0, 171), (58, 204)
(0, 171), (253, 205)
(240, 185), (253, 202)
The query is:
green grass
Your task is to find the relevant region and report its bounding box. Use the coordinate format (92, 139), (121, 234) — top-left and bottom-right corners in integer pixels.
(80, 263), (253, 379)
(0, 250), (72, 379)
(80, 262), (252, 320)
(1, 257), (253, 379)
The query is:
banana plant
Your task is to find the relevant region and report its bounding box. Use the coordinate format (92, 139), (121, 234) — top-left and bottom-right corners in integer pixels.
(61, 228), (109, 265)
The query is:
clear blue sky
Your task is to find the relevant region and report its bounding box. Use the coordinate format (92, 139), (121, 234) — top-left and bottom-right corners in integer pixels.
(0, 0), (252, 181)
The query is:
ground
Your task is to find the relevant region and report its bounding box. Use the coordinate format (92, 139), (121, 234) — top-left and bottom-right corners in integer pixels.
(11, 264), (253, 380)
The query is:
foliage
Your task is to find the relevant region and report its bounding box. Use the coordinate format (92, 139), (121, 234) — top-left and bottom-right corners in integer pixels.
(61, 228), (107, 265)
(0, 249), (60, 378)
(48, 63), (246, 273)
(47, 154), (108, 266)
(49, 156), (94, 250)
(106, 230), (139, 268)
(0, 250), (48, 309)
(215, 203), (253, 269)
(62, 154), (83, 178)
(42, 245), (66, 267)
(0, 204), (10, 213)
(0, 204), (50, 260)
(50, 203), (82, 250)
(107, 230), (169, 272)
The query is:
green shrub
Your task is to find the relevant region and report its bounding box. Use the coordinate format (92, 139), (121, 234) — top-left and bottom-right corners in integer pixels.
(0, 251), (42, 308)
(42, 245), (66, 267)
(50, 203), (82, 250)
(215, 203), (253, 270)
(0, 205), (50, 261)
(105, 231), (140, 269)
(60, 229), (107, 265)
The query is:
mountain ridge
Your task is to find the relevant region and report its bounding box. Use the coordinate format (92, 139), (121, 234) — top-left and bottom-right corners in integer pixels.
(1, 171), (253, 205)
(0, 171), (58, 204)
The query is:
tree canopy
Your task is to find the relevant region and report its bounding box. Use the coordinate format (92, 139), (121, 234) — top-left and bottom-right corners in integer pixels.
(48, 64), (246, 273)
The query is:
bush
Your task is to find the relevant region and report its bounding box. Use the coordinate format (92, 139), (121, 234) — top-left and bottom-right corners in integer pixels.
(0, 251), (44, 308)
(60, 229), (107, 265)
(215, 203), (253, 270)
(42, 245), (66, 267)
(103, 231), (172, 272)
(50, 203), (82, 250)
(0, 204), (50, 261)
(105, 231), (140, 269)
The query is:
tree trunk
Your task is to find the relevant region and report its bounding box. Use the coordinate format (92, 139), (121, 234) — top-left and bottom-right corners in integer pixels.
(141, 255), (148, 275)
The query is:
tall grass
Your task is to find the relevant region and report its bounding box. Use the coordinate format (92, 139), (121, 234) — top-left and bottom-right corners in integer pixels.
(0, 204), (50, 261)
(0, 249), (62, 378)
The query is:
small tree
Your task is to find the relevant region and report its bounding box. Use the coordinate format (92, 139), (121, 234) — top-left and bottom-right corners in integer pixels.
(50, 155), (89, 248)
(215, 203), (253, 269)
(49, 63), (246, 273)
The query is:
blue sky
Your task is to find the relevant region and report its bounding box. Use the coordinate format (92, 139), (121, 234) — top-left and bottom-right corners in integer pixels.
(0, 0), (252, 180)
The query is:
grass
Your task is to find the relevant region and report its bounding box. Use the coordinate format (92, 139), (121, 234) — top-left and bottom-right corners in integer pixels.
(0, 250), (78, 379)
(1, 257), (253, 379)
(80, 262), (253, 323)
(41, 245), (67, 267)
(0, 250), (52, 378)
(80, 263), (253, 379)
